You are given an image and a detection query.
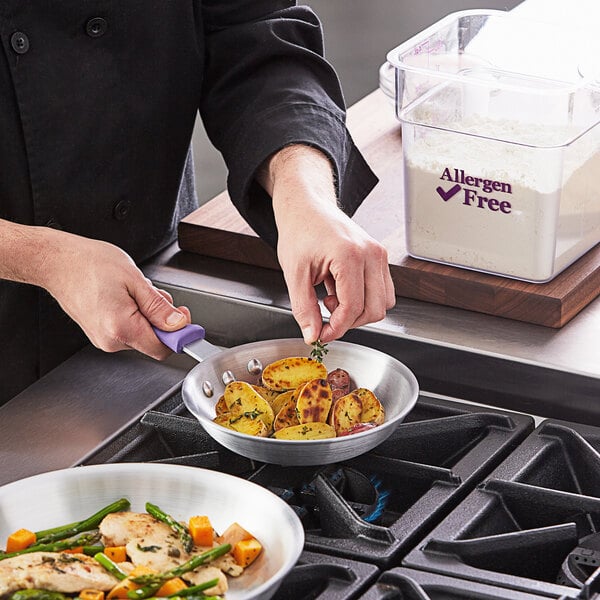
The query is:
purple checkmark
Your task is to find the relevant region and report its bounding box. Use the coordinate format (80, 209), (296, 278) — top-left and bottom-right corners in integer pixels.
(436, 183), (462, 201)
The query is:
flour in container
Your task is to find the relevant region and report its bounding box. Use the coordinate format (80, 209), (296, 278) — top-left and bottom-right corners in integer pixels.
(402, 117), (600, 281)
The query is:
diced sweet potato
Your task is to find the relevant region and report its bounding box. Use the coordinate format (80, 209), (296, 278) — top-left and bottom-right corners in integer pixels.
(104, 546), (127, 563)
(217, 522), (254, 548)
(232, 538), (262, 567)
(157, 577), (188, 597)
(5, 528), (36, 553)
(107, 566), (156, 599)
(79, 590), (105, 600)
(189, 515), (214, 547)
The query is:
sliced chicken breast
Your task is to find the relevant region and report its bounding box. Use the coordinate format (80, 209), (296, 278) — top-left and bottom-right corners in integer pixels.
(100, 512), (187, 572)
(182, 565), (228, 595)
(99, 510), (238, 591)
(0, 552), (118, 597)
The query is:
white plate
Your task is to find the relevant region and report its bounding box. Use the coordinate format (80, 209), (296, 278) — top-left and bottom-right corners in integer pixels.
(0, 463), (303, 599)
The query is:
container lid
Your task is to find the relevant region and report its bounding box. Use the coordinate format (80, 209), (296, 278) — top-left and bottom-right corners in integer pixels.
(382, 9), (600, 147)
(386, 9), (600, 90)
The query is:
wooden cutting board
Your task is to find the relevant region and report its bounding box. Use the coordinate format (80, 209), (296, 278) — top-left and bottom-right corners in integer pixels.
(178, 89), (600, 328)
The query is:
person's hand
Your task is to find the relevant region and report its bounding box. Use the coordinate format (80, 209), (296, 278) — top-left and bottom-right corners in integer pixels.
(260, 145), (395, 344)
(0, 226), (190, 360)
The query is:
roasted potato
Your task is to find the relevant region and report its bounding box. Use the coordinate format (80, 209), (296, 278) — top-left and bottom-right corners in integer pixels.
(328, 392), (363, 435)
(213, 413), (269, 437)
(295, 378), (332, 424)
(327, 368), (351, 395)
(273, 394), (300, 431)
(224, 381), (274, 430)
(252, 385), (283, 407)
(213, 355), (386, 439)
(270, 389), (295, 416)
(214, 394), (229, 416)
(213, 413), (235, 429)
(227, 415), (269, 437)
(261, 357), (327, 392)
(273, 422), (336, 440)
(354, 388), (385, 425)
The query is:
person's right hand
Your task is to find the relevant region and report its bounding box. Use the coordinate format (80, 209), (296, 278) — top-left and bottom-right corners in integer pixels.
(38, 229), (190, 359)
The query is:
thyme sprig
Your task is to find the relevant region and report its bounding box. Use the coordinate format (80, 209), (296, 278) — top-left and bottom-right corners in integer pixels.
(310, 339), (329, 363)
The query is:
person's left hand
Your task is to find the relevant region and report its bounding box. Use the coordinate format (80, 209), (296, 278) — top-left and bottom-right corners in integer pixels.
(259, 145), (395, 344)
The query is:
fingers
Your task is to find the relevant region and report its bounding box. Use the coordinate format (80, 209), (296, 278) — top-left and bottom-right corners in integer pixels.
(104, 279), (191, 360)
(319, 244), (395, 343)
(284, 268), (323, 344)
(136, 282), (187, 331)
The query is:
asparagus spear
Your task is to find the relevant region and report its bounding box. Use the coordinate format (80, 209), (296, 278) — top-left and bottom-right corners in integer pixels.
(167, 579), (219, 596)
(34, 498), (130, 544)
(0, 533), (102, 561)
(145, 502), (193, 553)
(10, 592), (67, 600)
(127, 543), (231, 599)
(94, 551), (128, 580)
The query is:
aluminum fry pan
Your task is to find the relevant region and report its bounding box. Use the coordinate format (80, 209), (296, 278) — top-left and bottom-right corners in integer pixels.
(0, 463), (303, 600)
(175, 336), (419, 466)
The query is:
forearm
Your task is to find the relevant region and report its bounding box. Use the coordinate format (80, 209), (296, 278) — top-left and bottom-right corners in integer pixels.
(257, 144), (338, 224)
(0, 218), (60, 289)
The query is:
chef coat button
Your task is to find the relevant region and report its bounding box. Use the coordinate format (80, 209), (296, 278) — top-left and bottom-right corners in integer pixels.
(10, 32), (30, 54)
(85, 17), (107, 38)
(45, 218), (62, 230)
(113, 199), (131, 221)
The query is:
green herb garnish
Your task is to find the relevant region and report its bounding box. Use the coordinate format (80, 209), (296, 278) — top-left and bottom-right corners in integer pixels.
(310, 340), (329, 363)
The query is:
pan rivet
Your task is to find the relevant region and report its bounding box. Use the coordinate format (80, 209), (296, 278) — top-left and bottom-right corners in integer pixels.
(247, 358), (263, 376)
(222, 370), (236, 385)
(201, 381), (214, 397)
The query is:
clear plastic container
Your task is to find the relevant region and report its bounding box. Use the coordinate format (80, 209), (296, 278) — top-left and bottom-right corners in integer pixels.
(383, 9), (600, 282)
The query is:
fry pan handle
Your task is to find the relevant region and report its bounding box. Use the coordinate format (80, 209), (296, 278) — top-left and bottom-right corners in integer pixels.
(152, 324), (206, 353)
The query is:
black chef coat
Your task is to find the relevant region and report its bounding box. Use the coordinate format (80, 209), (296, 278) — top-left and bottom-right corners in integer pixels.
(0, 1), (377, 405)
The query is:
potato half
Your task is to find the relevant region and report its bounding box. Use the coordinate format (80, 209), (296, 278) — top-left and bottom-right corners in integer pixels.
(273, 422), (336, 440)
(295, 378), (332, 424)
(224, 381), (274, 430)
(261, 357), (327, 392)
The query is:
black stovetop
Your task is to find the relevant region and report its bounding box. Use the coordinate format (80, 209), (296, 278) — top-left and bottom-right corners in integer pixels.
(81, 387), (600, 599)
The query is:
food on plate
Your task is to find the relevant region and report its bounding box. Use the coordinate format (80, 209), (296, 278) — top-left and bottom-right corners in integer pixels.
(0, 499), (263, 599)
(212, 355), (385, 440)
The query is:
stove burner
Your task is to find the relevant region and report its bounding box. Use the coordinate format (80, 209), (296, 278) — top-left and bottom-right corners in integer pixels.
(557, 532), (600, 588)
(297, 466), (390, 524)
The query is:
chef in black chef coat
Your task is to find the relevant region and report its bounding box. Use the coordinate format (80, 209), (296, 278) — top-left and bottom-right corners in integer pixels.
(0, 1), (394, 405)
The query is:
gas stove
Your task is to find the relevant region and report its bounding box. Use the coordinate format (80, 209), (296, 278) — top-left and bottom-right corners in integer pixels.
(402, 418), (600, 599)
(78, 382), (600, 599)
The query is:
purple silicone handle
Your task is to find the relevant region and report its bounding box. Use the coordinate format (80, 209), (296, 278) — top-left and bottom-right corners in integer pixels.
(152, 324), (206, 353)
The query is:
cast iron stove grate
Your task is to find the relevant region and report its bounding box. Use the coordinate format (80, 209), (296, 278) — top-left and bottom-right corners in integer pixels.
(82, 388), (533, 570)
(362, 567), (571, 599)
(402, 419), (600, 598)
